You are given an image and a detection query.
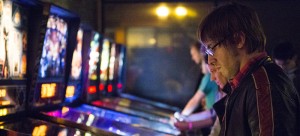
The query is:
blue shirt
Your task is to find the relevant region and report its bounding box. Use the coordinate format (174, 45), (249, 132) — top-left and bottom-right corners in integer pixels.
(198, 73), (218, 109)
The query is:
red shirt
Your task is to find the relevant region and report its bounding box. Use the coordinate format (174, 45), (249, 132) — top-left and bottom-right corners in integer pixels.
(229, 52), (268, 90)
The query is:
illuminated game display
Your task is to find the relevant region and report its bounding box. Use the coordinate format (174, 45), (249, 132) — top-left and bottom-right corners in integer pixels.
(37, 27), (179, 135)
(85, 31), (101, 101)
(0, 2), (100, 136)
(88, 32), (100, 81)
(65, 27), (101, 103)
(0, 0), (27, 79)
(64, 28), (83, 103)
(116, 44), (126, 93)
(0, 0), (28, 115)
(70, 28), (82, 80)
(39, 15), (68, 79)
(32, 14), (68, 107)
(108, 43), (116, 82)
(42, 29), (178, 135)
(107, 43), (116, 94)
(99, 38), (110, 94)
(107, 43), (126, 95)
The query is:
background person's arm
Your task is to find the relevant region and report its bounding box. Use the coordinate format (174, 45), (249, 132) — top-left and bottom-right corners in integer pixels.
(181, 91), (205, 116)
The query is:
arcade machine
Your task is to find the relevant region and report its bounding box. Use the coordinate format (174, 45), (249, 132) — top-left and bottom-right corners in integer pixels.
(41, 26), (180, 135)
(107, 43), (124, 96)
(98, 38), (111, 95)
(64, 25), (95, 105)
(90, 41), (180, 124)
(0, 0), (97, 135)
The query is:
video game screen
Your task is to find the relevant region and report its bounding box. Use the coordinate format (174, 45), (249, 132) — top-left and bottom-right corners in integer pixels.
(38, 15), (68, 79)
(0, 0), (27, 80)
(100, 39), (110, 82)
(70, 28), (82, 80)
(108, 43), (116, 81)
(115, 44), (126, 92)
(64, 28), (83, 102)
(88, 32), (100, 80)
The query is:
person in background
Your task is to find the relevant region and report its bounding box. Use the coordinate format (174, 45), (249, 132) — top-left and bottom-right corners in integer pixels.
(171, 42), (203, 124)
(190, 41), (204, 66)
(173, 54), (219, 135)
(181, 42), (219, 115)
(198, 3), (300, 135)
(272, 41), (300, 92)
(207, 57), (227, 136)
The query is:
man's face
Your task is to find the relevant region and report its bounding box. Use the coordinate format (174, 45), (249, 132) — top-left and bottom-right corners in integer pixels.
(274, 58), (296, 72)
(190, 47), (202, 64)
(208, 58), (227, 89)
(204, 40), (240, 80)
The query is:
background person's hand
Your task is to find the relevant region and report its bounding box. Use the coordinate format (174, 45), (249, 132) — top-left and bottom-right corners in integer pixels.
(169, 114), (178, 125)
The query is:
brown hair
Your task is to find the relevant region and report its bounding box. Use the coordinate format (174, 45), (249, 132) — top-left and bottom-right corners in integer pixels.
(190, 41), (201, 50)
(198, 3), (266, 54)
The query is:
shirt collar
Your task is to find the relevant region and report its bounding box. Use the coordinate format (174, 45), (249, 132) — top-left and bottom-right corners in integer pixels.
(229, 52), (267, 90)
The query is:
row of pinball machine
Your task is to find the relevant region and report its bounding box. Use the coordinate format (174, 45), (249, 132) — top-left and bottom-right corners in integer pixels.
(0, 0), (182, 136)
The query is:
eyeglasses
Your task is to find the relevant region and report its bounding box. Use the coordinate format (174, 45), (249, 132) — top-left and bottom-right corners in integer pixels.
(202, 37), (227, 56)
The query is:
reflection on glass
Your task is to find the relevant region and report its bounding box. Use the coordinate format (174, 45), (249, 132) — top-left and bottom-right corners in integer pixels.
(86, 114), (95, 126)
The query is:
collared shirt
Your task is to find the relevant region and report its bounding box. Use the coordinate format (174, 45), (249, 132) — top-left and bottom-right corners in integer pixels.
(229, 52), (268, 90)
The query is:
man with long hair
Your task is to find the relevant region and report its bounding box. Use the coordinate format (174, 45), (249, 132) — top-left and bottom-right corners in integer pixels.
(198, 3), (300, 135)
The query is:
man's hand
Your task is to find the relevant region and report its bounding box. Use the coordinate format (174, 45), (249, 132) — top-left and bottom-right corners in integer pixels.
(174, 121), (190, 131)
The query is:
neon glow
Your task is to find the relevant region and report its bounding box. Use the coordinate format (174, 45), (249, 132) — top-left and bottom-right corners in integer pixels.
(32, 125), (47, 136)
(88, 86), (96, 94)
(108, 84), (113, 93)
(119, 99), (130, 107)
(175, 6), (187, 16)
(39, 15), (68, 78)
(41, 83), (57, 98)
(65, 86), (75, 98)
(156, 6), (169, 17)
(88, 33), (100, 80)
(0, 89), (6, 97)
(100, 39), (110, 81)
(86, 114), (95, 126)
(99, 84), (104, 91)
(71, 28), (83, 80)
(76, 114), (85, 124)
(109, 44), (116, 80)
(0, 1), (28, 79)
(62, 107), (69, 115)
(117, 83), (122, 89)
(0, 109), (8, 116)
(85, 133), (92, 136)
(1, 101), (10, 105)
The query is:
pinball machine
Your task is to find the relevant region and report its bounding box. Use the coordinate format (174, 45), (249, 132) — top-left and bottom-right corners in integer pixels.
(39, 25), (180, 135)
(0, 0), (180, 135)
(90, 41), (180, 124)
(0, 0), (98, 135)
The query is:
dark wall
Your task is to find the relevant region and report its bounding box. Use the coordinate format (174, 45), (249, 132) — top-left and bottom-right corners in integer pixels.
(42, 0), (102, 32)
(235, 1), (300, 55)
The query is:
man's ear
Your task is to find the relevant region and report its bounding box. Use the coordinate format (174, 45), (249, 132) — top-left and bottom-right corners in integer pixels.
(235, 32), (245, 49)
